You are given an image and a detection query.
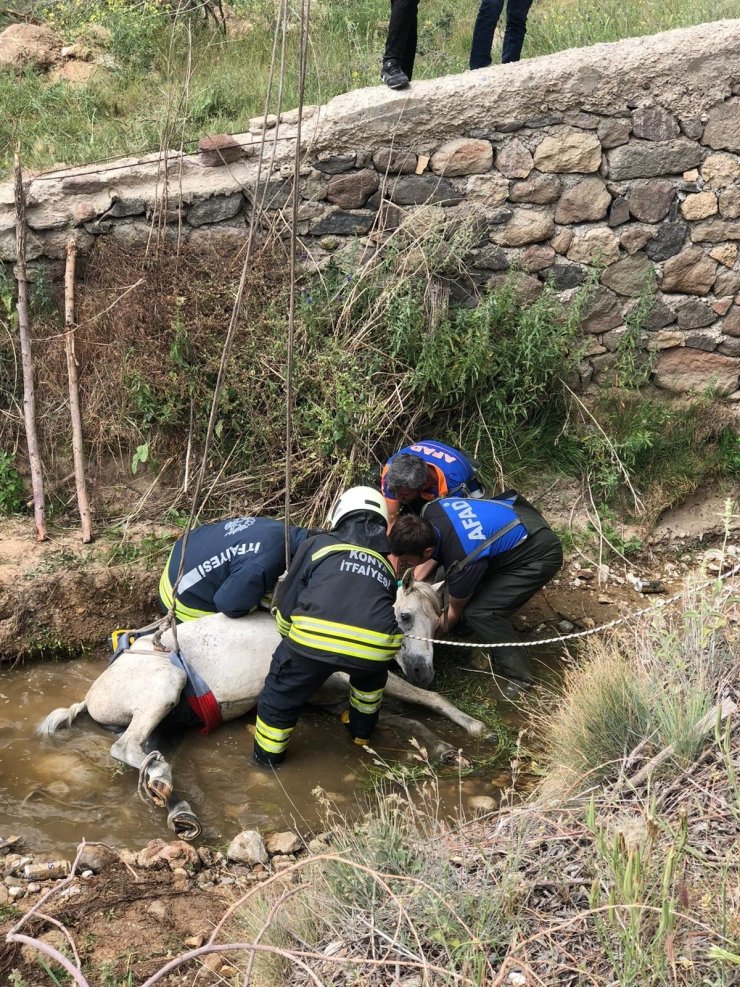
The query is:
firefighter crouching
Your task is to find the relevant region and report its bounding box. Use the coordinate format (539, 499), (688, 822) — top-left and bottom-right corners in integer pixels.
(253, 487), (403, 767)
(159, 517), (311, 623)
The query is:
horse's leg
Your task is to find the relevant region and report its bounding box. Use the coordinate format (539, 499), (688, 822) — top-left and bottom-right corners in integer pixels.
(110, 716), (203, 840)
(377, 711), (470, 765)
(109, 708), (176, 804)
(384, 673), (493, 739)
(165, 797), (202, 841)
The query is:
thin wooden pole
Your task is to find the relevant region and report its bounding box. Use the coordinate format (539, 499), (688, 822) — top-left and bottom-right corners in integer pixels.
(64, 239), (92, 543)
(284, 0), (311, 569)
(13, 147), (46, 542)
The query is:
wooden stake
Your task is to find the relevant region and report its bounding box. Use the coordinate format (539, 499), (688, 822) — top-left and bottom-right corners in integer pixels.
(13, 147), (47, 542)
(64, 239), (93, 543)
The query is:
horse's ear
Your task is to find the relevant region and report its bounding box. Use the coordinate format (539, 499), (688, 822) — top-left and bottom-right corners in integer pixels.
(401, 567), (415, 591)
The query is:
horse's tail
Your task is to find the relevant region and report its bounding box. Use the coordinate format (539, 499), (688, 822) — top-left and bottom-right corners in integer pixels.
(38, 701), (87, 736)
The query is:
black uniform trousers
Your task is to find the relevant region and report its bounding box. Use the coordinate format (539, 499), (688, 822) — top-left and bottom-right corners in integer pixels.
(458, 525), (563, 684)
(254, 640), (390, 765)
(383, 0), (419, 79)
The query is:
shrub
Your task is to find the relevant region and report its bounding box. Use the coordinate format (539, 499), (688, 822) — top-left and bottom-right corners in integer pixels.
(539, 577), (739, 794)
(0, 451), (26, 514)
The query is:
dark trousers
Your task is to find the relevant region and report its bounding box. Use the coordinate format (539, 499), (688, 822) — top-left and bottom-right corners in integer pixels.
(254, 640), (390, 765)
(470, 0), (533, 69)
(383, 0), (419, 79)
(459, 527), (562, 682)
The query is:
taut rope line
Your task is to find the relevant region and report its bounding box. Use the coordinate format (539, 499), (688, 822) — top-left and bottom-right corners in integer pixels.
(285, 0), (311, 568)
(159, 0), (292, 647)
(405, 561), (740, 649)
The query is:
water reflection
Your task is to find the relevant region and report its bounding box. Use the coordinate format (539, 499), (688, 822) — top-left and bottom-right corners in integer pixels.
(1, 656), (510, 854)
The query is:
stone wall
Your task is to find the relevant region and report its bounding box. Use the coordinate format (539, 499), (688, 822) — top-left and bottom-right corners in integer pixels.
(2, 19), (740, 398)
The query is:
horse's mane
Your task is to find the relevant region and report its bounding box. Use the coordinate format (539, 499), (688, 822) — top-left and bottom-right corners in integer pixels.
(408, 579), (443, 615)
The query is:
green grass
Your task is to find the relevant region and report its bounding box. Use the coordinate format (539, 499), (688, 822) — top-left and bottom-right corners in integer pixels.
(539, 575), (738, 794)
(2, 0), (739, 175)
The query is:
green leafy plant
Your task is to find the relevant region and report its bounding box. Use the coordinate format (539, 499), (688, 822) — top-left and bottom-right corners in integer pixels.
(130, 440), (150, 475)
(0, 451), (25, 514)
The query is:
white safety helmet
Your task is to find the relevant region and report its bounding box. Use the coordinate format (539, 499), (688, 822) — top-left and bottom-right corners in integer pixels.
(327, 486), (389, 529)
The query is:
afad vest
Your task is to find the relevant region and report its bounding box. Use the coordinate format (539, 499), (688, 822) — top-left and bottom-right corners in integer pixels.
(429, 496), (528, 560)
(382, 440), (480, 501)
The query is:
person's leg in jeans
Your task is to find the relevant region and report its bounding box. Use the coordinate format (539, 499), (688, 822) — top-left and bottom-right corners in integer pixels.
(460, 531), (563, 683)
(469, 0), (505, 70)
(383, 0), (419, 80)
(403, 7), (417, 80)
(501, 0), (533, 63)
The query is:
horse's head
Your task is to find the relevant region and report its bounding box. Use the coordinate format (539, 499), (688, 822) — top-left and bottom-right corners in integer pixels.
(394, 569), (442, 688)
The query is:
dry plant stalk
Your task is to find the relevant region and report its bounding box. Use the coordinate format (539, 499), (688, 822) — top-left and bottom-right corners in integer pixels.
(64, 239), (93, 543)
(13, 146), (46, 541)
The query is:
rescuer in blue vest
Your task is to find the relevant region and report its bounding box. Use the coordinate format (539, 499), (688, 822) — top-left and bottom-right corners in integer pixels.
(159, 517), (311, 623)
(381, 439), (484, 523)
(389, 492), (562, 690)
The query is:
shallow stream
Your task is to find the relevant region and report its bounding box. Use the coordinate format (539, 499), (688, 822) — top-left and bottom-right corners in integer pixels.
(0, 655), (515, 855)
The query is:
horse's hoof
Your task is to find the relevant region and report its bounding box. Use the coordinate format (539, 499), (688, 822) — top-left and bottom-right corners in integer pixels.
(169, 810), (202, 842)
(147, 777), (172, 808)
(439, 749), (473, 770)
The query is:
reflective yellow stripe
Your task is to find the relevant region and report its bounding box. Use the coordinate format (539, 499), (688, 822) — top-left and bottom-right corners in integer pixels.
(289, 616), (402, 662)
(350, 686), (383, 703)
(294, 615), (401, 648)
(255, 717), (293, 754)
(275, 609), (292, 636)
(310, 543), (396, 580)
(289, 629), (400, 662)
(349, 686), (383, 714)
(159, 568), (213, 622)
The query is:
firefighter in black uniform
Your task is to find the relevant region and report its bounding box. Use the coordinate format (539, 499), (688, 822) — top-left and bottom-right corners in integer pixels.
(159, 517), (311, 623)
(253, 487), (403, 766)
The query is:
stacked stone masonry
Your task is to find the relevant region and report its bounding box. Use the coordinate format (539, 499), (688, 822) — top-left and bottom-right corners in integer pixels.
(2, 19), (740, 399)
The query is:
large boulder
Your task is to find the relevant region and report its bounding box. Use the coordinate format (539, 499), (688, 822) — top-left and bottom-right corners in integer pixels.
(532, 128), (602, 174)
(659, 247), (717, 295)
(554, 177), (611, 223)
(489, 207), (555, 247)
(0, 23), (61, 71)
(653, 348), (739, 395)
(702, 98), (740, 153)
(431, 138), (493, 177)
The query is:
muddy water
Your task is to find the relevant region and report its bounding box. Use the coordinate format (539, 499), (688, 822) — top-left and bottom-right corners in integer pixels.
(0, 656), (509, 855)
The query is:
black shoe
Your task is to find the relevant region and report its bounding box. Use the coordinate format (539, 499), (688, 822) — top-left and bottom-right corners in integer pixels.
(381, 59), (410, 90)
(253, 745), (283, 768)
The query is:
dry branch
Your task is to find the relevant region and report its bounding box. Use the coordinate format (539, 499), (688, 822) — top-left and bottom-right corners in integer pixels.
(13, 147), (46, 541)
(621, 696), (737, 790)
(64, 239), (93, 542)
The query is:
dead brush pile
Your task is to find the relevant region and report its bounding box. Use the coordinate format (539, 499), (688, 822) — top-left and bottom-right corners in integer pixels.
(220, 575), (738, 986)
(0, 232), (583, 523)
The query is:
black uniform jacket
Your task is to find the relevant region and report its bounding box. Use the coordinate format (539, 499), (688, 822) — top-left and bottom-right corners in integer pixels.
(275, 530), (403, 669)
(162, 517), (309, 619)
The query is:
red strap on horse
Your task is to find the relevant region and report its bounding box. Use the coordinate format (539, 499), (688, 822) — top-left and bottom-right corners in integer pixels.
(187, 691), (223, 735)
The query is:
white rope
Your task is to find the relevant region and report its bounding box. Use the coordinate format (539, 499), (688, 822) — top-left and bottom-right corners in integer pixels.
(405, 561), (740, 649)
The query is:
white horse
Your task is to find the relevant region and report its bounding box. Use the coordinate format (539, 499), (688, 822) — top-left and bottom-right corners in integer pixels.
(39, 574), (490, 840)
